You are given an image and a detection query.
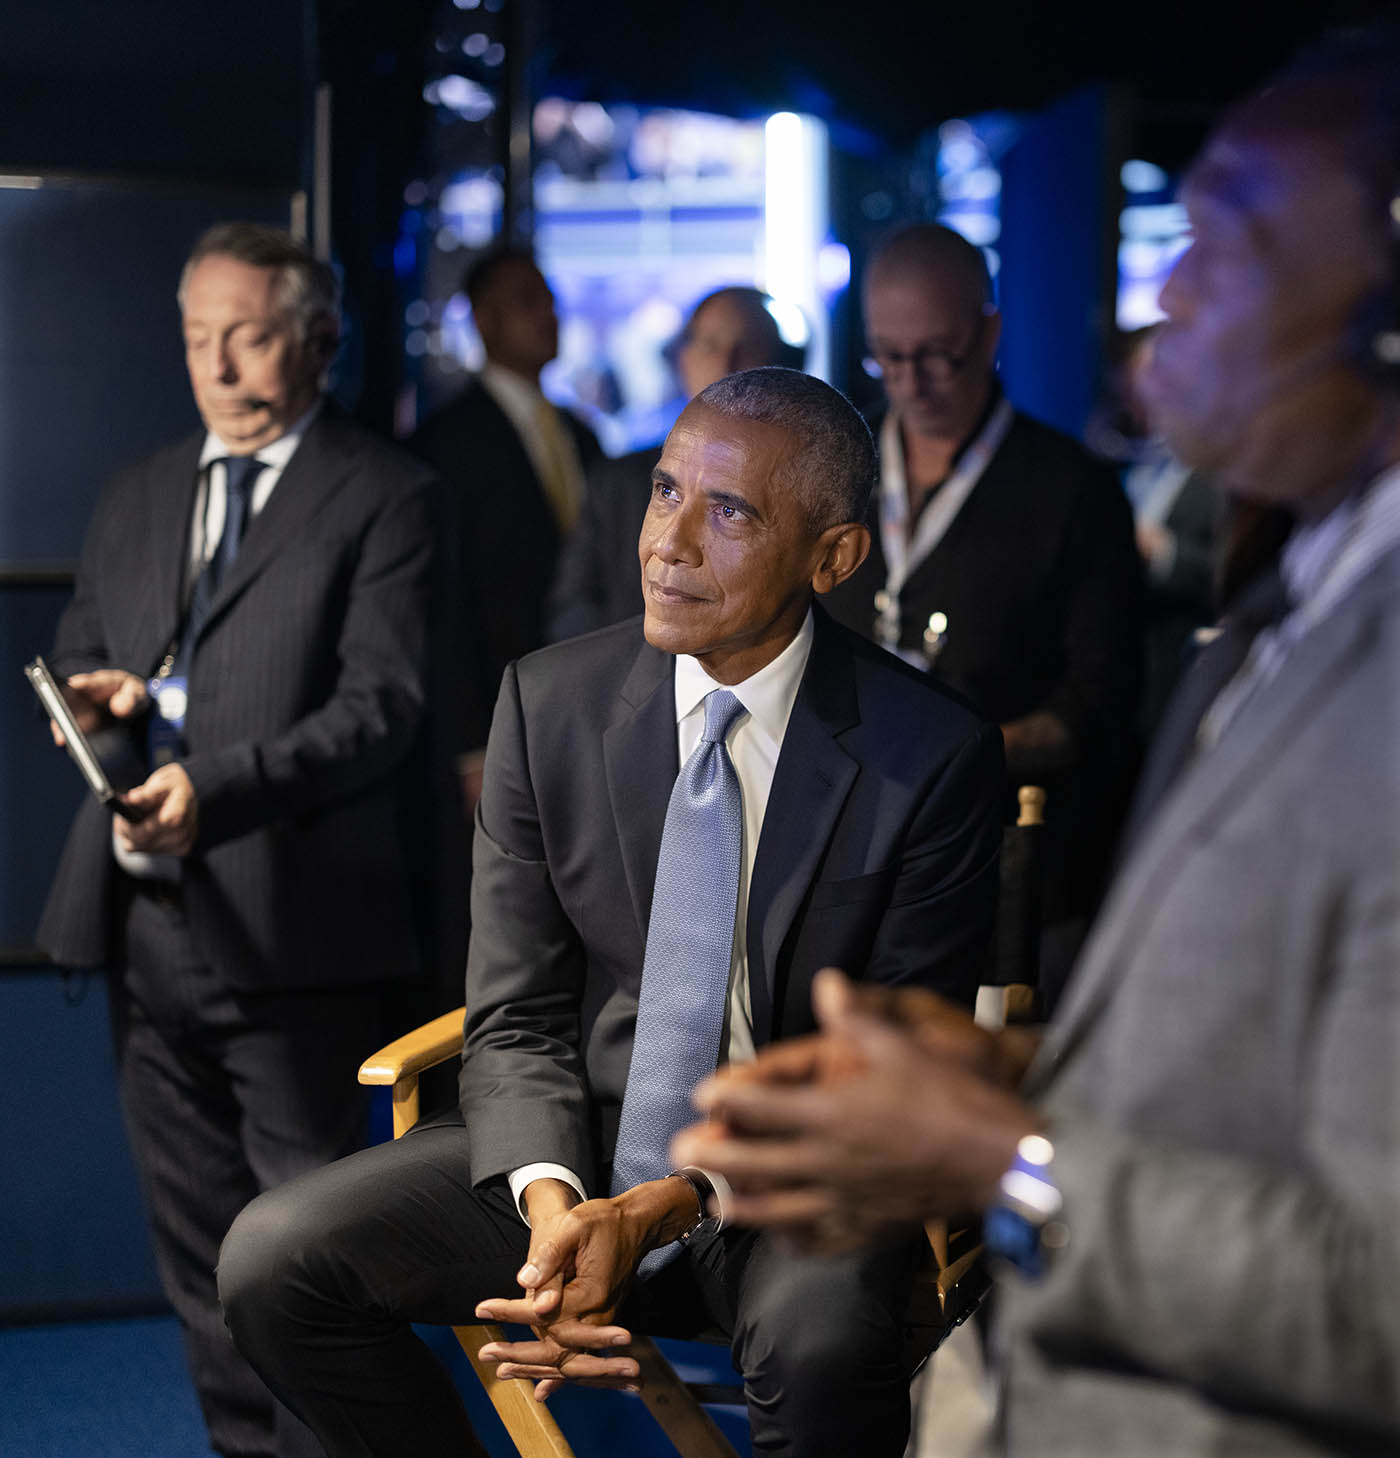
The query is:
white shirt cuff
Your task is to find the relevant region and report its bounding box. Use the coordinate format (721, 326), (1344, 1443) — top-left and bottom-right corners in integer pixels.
(687, 1166), (732, 1232)
(508, 1163), (588, 1226)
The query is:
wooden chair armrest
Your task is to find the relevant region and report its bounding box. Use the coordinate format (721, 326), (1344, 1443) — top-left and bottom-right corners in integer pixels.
(358, 1006), (467, 1086)
(358, 1006), (466, 1139)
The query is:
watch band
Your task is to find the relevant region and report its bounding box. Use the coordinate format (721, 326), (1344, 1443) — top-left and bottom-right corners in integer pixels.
(984, 1133), (1067, 1279)
(667, 1167), (721, 1244)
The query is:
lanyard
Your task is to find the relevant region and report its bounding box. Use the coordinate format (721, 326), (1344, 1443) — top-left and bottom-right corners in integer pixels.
(875, 396), (1014, 661)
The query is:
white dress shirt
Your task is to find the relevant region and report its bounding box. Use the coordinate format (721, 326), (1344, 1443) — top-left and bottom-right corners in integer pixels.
(509, 611), (816, 1222)
(1202, 461), (1400, 750)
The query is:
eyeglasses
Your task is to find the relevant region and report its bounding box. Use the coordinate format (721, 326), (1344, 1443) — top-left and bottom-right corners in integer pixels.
(863, 317), (986, 385)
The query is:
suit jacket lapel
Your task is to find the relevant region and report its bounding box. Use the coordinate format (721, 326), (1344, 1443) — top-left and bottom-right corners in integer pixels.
(195, 407), (351, 641)
(1028, 563), (1392, 1093)
(603, 641), (678, 938)
(146, 434), (204, 665)
(746, 611), (860, 1046)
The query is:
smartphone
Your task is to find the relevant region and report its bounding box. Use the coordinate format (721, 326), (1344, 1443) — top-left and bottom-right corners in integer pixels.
(25, 656), (151, 820)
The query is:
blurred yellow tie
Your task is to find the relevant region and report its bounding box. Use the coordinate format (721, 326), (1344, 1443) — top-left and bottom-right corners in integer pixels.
(532, 394), (581, 532)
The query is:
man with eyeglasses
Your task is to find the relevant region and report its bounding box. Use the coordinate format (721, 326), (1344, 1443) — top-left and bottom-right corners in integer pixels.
(825, 224), (1143, 997)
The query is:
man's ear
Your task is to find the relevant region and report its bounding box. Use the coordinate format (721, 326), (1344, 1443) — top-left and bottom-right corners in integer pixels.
(308, 319), (340, 369)
(811, 522), (871, 596)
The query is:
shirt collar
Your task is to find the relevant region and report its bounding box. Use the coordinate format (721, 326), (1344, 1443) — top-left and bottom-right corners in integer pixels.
(199, 397), (322, 471)
(481, 361), (544, 412)
(672, 609), (815, 748)
(1282, 459), (1400, 619)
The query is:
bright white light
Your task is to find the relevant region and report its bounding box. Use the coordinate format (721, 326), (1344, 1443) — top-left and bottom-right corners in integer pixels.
(817, 240), (851, 293)
(572, 102), (615, 147)
(941, 165), (1000, 203)
(941, 210), (1001, 246)
(1122, 159), (1170, 195)
(764, 297), (811, 348)
(1120, 202), (1189, 240)
(763, 111), (830, 379)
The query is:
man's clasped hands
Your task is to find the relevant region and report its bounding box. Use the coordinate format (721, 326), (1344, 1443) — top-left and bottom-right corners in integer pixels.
(475, 968), (1044, 1399)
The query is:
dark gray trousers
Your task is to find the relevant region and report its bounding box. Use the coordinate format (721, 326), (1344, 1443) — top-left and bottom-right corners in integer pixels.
(218, 1119), (920, 1458)
(114, 880), (387, 1458)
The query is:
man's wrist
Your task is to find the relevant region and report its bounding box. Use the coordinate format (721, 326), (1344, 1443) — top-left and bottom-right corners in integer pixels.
(613, 1176), (704, 1248)
(510, 1163), (588, 1225)
(666, 1167), (725, 1242)
(521, 1177), (582, 1227)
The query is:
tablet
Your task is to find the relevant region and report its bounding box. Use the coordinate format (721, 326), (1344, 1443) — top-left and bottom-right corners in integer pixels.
(25, 656), (148, 816)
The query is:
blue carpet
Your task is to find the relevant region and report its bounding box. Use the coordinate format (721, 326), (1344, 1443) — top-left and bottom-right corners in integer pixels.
(0, 1315), (211, 1457)
(0, 1315), (751, 1457)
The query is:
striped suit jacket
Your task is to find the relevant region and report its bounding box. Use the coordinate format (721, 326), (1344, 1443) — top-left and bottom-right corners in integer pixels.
(38, 404), (439, 992)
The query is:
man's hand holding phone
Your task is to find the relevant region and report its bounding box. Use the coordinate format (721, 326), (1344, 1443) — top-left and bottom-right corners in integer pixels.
(53, 669), (150, 744)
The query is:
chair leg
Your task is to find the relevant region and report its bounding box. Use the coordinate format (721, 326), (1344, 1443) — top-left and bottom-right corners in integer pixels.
(453, 1323), (578, 1458)
(631, 1337), (742, 1458)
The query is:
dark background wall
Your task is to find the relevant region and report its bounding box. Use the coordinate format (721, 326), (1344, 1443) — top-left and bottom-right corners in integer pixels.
(0, 0), (315, 1317)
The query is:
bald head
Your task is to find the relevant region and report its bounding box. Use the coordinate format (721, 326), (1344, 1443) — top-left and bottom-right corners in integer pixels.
(677, 287), (805, 399)
(863, 224), (1001, 442)
(864, 224), (994, 313)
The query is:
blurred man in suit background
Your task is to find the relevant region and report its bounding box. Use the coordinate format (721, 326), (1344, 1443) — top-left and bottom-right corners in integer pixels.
(410, 247), (602, 805)
(38, 222), (438, 1458)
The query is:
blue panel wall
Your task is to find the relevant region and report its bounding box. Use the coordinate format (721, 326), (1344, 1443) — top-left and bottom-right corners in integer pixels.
(0, 972), (162, 1318)
(0, 180), (299, 565)
(1, 588), (84, 950)
(997, 85), (1112, 441)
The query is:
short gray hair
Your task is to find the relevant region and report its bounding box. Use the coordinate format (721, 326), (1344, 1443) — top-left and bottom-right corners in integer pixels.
(177, 223), (340, 349)
(696, 367), (876, 532)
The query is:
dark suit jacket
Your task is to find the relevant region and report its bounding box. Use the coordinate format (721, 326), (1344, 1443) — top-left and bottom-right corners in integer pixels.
(409, 379), (603, 747)
(824, 408), (1144, 918)
(38, 405), (439, 991)
(544, 445), (656, 641)
(458, 608), (1005, 1192)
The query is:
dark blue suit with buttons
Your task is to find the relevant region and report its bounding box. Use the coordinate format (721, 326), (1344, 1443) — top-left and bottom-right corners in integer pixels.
(219, 606), (1004, 1458)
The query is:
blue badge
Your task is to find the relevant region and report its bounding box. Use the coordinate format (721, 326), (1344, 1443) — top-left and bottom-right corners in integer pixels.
(146, 673), (189, 767)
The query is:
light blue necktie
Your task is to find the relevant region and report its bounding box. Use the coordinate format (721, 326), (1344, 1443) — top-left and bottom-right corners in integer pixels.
(612, 689), (747, 1269)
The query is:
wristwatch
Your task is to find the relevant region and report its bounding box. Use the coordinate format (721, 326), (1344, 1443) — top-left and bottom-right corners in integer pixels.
(984, 1133), (1068, 1278)
(667, 1166), (723, 1245)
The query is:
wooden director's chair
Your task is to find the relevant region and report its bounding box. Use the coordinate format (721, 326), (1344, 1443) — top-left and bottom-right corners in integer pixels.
(357, 786), (1047, 1458)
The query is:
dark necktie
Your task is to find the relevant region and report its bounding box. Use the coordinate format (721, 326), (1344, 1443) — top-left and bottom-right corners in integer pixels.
(1120, 564), (1291, 855)
(177, 456), (264, 670)
(611, 689), (747, 1270)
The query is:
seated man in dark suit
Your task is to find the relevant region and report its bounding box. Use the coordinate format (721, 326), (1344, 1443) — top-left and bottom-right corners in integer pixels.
(824, 225), (1144, 996)
(219, 367), (1004, 1458)
(546, 285), (805, 640)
